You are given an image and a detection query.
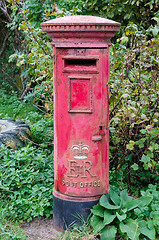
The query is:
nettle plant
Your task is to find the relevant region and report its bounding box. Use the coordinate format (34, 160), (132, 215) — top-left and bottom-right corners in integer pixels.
(91, 186), (159, 240)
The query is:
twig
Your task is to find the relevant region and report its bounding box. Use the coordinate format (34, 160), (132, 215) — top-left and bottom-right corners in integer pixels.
(0, 32), (11, 56)
(21, 132), (54, 147)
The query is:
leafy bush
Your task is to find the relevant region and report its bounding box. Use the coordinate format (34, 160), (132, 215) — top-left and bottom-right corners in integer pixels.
(109, 21), (159, 192)
(8, 20), (53, 110)
(0, 89), (53, 226)
(0, 90), (53, 147)
(0, 199), (26, 239)
(0, 144), (54, 221)
(57, 0), (158, 28)
(0, 205), (26, 240)
(1, 0), (54, 108)
(91, 185), (159, 240)
(27, 112), (53, 145)
(0, 223), (26, 240)
(0, 89), (36, 119)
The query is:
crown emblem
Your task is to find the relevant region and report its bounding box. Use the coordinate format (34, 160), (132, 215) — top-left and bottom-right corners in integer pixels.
(71, 144), (89, 160)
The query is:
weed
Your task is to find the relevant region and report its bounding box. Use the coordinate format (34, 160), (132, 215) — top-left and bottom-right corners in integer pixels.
(0, 144), (54, 221)
(0, 200), (26, 240)
(57, 223), (98, 240)
(91, 186), (159, 240)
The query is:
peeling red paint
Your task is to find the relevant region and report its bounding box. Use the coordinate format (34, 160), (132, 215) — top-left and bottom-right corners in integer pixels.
(41, 15), (120, 200)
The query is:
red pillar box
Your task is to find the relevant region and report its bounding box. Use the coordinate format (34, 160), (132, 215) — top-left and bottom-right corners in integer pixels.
(41, 15), (120, 230)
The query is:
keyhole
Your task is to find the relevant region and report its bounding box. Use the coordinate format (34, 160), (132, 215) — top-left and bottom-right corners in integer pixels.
(99, 126), (102, 131)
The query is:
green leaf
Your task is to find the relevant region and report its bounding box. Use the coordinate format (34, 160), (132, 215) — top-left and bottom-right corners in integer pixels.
(140, 154), (150, 163)
(124, 198), (141, 211)
(126, 141), (135, 150)
(91, 215), (105, 232)
(150, 211), (159, 225)
(120, 219), (140, 240)
(120, 36), (129, 44)
(91, 204), (105, 218)
(116, 212), (127, 222)
(140, 129), (146, 134)
(120, 190), (131, 207)
(152, 26), (159, 36)
(104, 210), (116, 225)
(131, 163), (139, 170)
(110, 188), (120, 205)
(101, 225), (117, 240)
(139, 220), (156, 240)
(100, 195), (120, 210)
(147, 220), (154, 230)
(138, 196), (153, 207)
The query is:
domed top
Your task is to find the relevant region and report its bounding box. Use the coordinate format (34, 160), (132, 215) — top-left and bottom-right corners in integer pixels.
(41, 15), (120, 46)
(41, 15), (120, 34)
(42, 15), (120, 25)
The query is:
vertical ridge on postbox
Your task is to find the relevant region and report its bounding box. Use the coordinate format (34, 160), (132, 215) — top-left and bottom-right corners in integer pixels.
(41, 15), (120, 230)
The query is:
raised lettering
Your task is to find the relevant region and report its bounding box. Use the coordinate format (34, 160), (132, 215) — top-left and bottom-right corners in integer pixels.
(94, 181), (97, 187)
(80, 182), (84, 188)
(67, 160), (79, 177)
(67, 160), (97, 178)
(63, 180), (100, 188)
(82, 160), (97, 178)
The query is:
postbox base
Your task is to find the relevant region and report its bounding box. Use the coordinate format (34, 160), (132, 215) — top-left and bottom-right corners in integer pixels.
(53, 189), (99, 231)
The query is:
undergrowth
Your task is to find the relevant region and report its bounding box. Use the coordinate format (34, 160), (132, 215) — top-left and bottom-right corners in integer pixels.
(0, 200), (26, 239)
(91, 185), (159, 240)
(0, 90), (54, 238)
(0, 144), (54, 222)
(0, 89), (54, 146)
(57, 222), (99, 240)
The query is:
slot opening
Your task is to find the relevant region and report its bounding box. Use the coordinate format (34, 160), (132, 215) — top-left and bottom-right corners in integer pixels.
(65, 59), (96, 68)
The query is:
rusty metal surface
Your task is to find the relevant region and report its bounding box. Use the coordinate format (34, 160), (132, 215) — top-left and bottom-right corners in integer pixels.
(41, 15), (120, 201)
(41, 15), (120, 47)
(53, 47), (109, 197)
(41, 15), (120, 24)
(41, 15), (120, 31)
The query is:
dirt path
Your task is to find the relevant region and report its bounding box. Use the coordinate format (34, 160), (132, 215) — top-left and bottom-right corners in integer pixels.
(21, 218), (60, 240)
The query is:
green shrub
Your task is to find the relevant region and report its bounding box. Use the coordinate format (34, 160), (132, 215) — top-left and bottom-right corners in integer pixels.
(109, 21), (159, 192)
(0, 201), (26, 240)
(0, 90), (54, 147)
(0, 90), (36, 119)
(91, 185), (159, 240)
(57, 0), (158, 29)
(0, 144), (54, 221)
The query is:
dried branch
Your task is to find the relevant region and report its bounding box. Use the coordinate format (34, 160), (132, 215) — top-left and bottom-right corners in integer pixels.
(0, 0), (12, 23)
(0, 32), (10, 56)
(0, 0), (21, 48)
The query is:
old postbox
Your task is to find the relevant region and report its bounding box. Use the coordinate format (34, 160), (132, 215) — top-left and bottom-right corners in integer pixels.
(41, 15), (120, 230)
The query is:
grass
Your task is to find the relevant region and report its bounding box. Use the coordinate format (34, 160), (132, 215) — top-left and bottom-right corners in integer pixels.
(57, 224), (99, 240)
(0, 200), (26, 240)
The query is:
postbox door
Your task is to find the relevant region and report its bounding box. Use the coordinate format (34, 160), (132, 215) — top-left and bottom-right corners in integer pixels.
(54, 47), (109, 197)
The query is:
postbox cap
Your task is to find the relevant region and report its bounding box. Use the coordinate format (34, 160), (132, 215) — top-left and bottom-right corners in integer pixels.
(41, 15), (120, 47)
(41, 15), (120, 32)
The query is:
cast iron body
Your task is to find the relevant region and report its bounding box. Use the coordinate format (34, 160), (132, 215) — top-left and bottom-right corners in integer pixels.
(41, 15), (120, 230)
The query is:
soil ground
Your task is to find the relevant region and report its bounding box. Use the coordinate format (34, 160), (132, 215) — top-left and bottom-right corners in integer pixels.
(21, 218), (61, 240)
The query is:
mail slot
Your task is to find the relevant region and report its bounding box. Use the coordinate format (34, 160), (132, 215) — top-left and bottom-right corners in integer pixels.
(64, 58), (97, 68)
(63, 57), (99, 73)
(41, 15), (120, 231)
